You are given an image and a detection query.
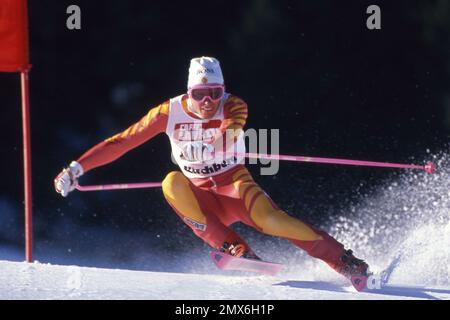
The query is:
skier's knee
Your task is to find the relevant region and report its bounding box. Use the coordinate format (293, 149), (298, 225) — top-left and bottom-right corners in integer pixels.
(251, 209), (287, 233)
(252, 209), (322, 241)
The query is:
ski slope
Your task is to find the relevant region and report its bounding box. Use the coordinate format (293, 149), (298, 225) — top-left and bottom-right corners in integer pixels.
(0, 260), (449, 300)
(1, 153), (448, 300)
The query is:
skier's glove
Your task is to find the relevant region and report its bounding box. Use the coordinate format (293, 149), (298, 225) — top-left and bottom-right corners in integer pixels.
(181, 141), (215, 162)
(54, 161), (84, 197)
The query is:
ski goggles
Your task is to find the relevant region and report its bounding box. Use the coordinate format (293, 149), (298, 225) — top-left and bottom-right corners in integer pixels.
(188, 85), (225, 103)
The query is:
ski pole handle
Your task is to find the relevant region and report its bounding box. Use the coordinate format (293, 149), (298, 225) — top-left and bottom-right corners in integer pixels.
(76, 182), (162, 192)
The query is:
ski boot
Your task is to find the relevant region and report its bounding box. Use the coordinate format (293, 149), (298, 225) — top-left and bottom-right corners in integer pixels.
(220, 241), (261, 260)
(335, 249), (371, 291)
(335, 249), (370, 279)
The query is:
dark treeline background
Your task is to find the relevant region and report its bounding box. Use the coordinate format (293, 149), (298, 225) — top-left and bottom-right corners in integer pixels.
(0, 0), (449, 268)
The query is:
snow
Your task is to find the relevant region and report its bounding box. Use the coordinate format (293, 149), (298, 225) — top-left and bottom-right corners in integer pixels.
(326, 153), (450, 289)
(0, 260), (448, 300)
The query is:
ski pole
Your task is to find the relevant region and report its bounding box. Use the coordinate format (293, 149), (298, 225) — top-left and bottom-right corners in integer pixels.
(217, 152), (437, 173)
(76, 182), (162, 192)
(75, 153), (436, 192)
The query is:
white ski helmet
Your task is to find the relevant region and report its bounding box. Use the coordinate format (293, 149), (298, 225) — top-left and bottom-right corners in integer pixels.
(187, 56), (224, 88)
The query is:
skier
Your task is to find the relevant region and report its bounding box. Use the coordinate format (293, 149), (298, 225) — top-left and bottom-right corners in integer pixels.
(54, 56), (369, 281)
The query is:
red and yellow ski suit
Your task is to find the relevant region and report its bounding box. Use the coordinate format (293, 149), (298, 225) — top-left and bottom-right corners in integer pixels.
(77, 94), (346, 270)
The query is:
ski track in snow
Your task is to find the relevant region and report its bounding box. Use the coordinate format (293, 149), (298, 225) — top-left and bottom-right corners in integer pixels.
(0, 260), (449, 300)
(1, 152), (449, 299)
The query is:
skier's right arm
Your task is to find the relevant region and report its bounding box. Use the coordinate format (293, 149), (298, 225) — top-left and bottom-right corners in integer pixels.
(54, 101), (169, 197)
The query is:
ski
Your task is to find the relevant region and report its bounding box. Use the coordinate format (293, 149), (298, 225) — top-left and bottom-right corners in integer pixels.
(350, 275), (370, 292)
(351, 253), (403, 292)
(351, 270), (392, 292)
(210, 251), (284, 276)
